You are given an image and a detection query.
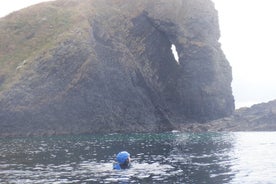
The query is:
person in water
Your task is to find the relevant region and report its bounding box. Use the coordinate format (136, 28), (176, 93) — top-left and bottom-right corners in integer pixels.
(113, 151), (131, 170)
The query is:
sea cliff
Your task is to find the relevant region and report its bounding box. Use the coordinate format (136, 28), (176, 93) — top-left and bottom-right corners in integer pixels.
(0, 0), (234, 137)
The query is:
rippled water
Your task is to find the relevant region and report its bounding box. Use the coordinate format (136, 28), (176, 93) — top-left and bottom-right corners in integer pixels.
(0, 132), (276, 183)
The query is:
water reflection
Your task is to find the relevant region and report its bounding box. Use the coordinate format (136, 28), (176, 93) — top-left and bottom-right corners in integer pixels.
(0, 132), (275, 183)
(229, 132), (276, 184)
(167, 132), (236, 183)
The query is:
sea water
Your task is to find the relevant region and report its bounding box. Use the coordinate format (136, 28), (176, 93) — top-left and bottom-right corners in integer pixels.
(0, 132), (275, 183)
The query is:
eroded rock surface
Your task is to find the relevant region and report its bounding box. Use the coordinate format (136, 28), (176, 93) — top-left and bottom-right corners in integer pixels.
(0, 0), (234, 136)
(206, 100), (276, 131)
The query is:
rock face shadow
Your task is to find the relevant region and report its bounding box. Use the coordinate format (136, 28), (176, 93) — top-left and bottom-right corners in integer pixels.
(0, 0), (234, 136)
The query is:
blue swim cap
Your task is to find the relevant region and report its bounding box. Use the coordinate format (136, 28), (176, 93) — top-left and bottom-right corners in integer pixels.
(116, 151), (130, 164)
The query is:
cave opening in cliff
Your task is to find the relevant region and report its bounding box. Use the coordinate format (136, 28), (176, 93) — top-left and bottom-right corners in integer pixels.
(171, 44), (179, 64)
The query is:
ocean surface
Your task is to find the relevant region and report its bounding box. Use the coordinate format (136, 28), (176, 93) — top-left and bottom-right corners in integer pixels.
(0, 132), (276, 183)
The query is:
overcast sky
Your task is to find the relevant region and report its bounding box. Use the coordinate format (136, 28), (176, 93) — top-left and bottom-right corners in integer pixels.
(213, 0), (276, 108)
(1, 0), (276, 108)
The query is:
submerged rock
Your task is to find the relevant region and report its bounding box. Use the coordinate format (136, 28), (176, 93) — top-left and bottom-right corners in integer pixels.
(0, 0), (234, 137)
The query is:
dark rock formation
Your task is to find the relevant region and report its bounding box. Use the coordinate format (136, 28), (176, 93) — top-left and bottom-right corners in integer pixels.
(205, 100), (276, 131)
(0, 0), (234, 137)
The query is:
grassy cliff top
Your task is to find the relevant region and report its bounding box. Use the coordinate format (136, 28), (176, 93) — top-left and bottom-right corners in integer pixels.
(0, 0), (94, 91)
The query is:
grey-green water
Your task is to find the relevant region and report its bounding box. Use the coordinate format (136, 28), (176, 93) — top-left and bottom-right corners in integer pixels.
(0, 132), (276, 183)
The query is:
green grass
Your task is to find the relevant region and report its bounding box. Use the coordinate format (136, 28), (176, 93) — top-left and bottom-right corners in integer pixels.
(0, 0), (174, 92)
(0, 0), (93, 91)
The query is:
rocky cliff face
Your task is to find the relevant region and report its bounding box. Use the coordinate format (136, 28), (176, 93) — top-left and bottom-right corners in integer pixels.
(0, 0), (234, 137)
(206, 100), (276, 131)
(175, 100), (276, 132)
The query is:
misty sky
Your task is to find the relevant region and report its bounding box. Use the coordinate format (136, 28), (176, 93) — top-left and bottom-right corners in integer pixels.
(1, 0), (276, 108)
(213, 0), (276, 108)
